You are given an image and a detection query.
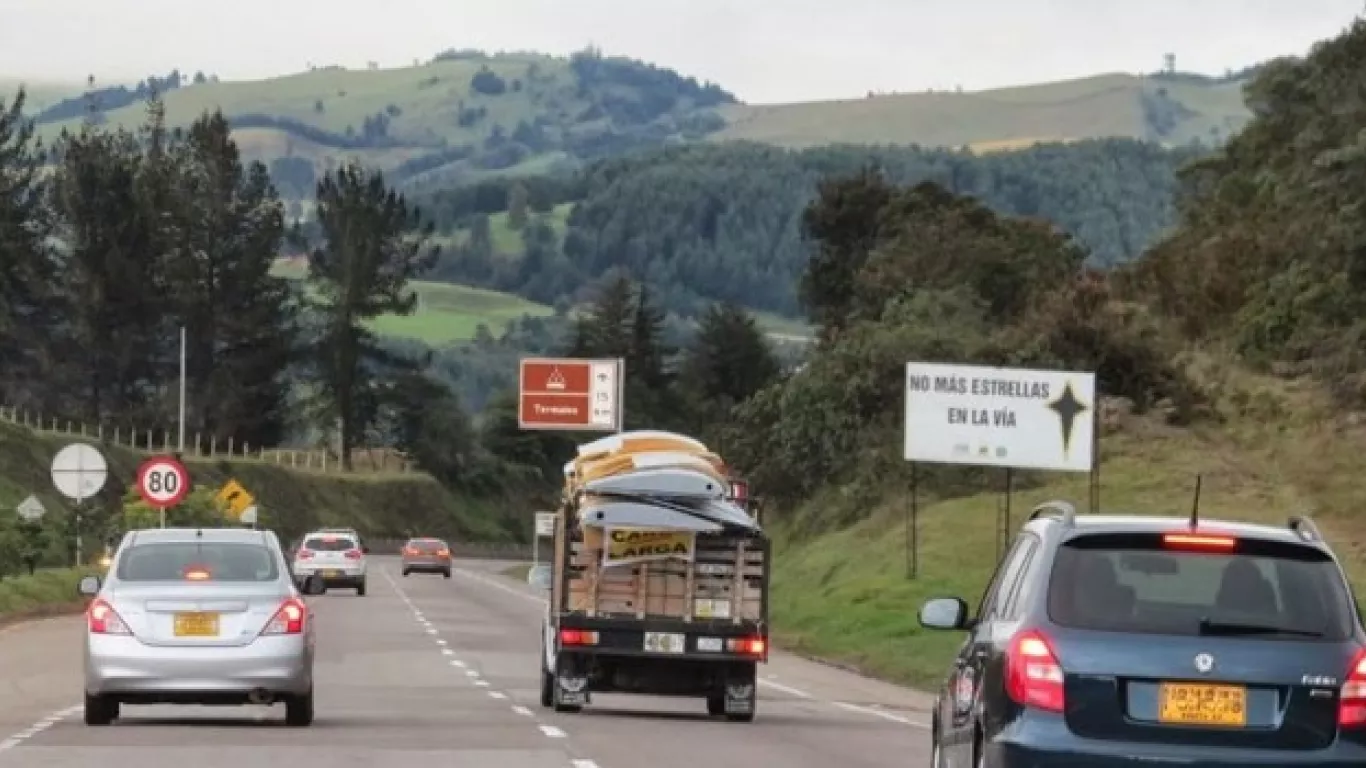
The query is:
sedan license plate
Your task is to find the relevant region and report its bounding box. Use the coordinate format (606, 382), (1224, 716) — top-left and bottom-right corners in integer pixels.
(643, 631), (685, 654)
(173, 612), (220, 637)
(1158, 682), (1247, 727)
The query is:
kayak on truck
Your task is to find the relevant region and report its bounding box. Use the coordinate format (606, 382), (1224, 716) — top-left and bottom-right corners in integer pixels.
(535, 430), (769, 722)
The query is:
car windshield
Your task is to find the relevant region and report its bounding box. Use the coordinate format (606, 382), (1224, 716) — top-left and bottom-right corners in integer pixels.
(304, 536), (356, 551)
(116, 542), (280, 582)
(1047, 532), (1356, 641)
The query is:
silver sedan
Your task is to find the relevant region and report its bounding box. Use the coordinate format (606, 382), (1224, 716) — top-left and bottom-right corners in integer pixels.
(79, 527), (325, 726)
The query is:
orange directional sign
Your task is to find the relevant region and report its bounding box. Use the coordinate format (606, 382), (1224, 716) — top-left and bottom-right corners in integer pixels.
(518, 357), (622, 431)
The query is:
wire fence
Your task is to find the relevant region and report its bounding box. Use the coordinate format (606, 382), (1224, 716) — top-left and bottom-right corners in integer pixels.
(0, 406), (414, 475)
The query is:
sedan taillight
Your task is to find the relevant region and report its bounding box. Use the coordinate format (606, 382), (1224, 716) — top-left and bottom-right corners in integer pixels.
(262, 598), (307, 635)
(88, 598), (131, 635)
(296, 549), (314, 560)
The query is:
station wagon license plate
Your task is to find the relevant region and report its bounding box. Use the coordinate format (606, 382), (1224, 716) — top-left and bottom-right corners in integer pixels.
(1158, 682), (1247, 726)
(173, 612), (220, 637)
(643, 632), (685, 654)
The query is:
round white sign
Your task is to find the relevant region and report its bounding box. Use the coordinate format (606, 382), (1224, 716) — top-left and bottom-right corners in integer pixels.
(138, 460), (189, 506)
(50, 443), (109, 502)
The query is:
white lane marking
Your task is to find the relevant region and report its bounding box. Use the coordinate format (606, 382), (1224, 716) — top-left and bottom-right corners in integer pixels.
(475, 680), (491, 688)
(466, 670), (479, 678)
(441, 648), (454, 656)
(0, 705), (79, 751)
(450, 660), (464, 668)
(426, 628), (438, 635)
(488, 691), (508, 700)
(539, 724), (567, 738)
(571, 761), (600, 768)
(759, 677), (813, 699)
(511, 705), (534, 717)
(832, 700), (930, 729)
(435, 639), (447, 646)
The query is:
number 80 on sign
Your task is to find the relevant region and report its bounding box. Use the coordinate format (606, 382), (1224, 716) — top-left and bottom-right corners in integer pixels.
(136, 456), (191, 508)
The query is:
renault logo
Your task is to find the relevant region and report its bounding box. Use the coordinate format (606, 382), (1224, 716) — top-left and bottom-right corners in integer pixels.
(1194, 653), (1215, 674)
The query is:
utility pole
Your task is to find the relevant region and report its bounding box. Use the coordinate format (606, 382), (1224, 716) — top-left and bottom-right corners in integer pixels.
(177, 325), (187, 453)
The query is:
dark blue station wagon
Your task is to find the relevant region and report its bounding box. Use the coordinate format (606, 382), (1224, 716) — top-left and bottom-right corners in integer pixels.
(919, 501), (1366, 767)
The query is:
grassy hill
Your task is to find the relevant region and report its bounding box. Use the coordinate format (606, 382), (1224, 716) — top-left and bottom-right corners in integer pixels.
(769, 360), (1366, 689)
(717, 73), (1252, 150)
(14, 57), (1253, 202)
(0, 416), (518, 555)
(0, 76), (86, 114)
(25, 51), (734, 195)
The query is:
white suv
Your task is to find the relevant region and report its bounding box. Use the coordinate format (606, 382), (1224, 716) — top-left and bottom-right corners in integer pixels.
(291, 531), (368, 596)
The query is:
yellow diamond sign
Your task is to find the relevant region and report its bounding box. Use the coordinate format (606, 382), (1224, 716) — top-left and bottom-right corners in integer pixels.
(214, 479), (255, 519)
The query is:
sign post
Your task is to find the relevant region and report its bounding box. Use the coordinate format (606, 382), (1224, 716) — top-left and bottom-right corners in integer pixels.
(518, 357), (623, 432)
(902, 362), (1097, 577)
(136, 456), (191, 528)
(51, 443), (109, 565)
(533, 510), (556, 570)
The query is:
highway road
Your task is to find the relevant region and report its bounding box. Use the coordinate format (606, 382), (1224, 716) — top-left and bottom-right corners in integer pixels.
(0, 556), (933, 767)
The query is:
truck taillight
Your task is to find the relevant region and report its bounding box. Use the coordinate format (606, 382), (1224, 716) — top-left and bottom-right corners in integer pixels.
(559, 629), (599, 646)
(727, 636), (766, 655)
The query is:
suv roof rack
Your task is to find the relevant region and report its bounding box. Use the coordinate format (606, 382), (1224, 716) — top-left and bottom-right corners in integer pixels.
(1288, 515), (1323, 542)
(1029, 500), (1077, 528)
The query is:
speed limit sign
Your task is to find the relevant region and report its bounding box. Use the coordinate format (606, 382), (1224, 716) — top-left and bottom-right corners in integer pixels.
(136, 456), (190, 508)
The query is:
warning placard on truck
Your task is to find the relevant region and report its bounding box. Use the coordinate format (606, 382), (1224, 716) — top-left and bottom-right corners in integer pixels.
(603, 528), (695, 566)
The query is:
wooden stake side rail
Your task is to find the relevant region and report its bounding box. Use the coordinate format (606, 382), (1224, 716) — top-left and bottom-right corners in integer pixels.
(562, 533), (766, 623)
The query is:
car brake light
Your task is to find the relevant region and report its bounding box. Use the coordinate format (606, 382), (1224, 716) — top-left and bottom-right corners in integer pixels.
(183, 564), (212, 581)
(343, 549), (362, 560)
(726, 636), (766, 655)
(559, 628), (599, 646)
(297, 549), (314, 560)
(87, 598), (131, 635)
(403, 547), (419, 556)
(1005, 629), (1065, 712)
(437, 549), (450, 558)
(1162, 533), (1236, 551)
(262, 598), (307, 635)
(1340, 649), (1366, 727)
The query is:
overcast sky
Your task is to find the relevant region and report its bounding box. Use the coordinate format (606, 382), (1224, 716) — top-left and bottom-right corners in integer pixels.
(1, 0), (1362, 103)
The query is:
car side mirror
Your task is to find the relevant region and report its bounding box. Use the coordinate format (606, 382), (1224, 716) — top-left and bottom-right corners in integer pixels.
(78, 575), (101, 597)
(919, 597), (970, 631)
(527, 564), (553, 590)
(301, 575), (326, 595)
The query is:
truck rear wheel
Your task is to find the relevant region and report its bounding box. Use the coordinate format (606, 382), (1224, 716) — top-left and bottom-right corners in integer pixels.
(707, 694), (724, 716)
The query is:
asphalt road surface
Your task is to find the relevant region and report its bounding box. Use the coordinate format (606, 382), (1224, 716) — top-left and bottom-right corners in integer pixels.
(0, 557), (933, 767)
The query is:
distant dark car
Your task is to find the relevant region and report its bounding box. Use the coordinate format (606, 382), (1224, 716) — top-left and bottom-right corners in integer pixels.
(920, 501), (1366, 767)
(401, 538), (452, 578)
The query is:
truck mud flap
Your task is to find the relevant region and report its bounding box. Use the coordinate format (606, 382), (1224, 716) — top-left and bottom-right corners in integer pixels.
(721, 663), (757, 722)
(554, 654), (590, 712)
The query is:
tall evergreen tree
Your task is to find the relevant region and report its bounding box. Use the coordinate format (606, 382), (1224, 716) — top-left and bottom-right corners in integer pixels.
(0, 88), (57, 410)
(306, 161), (438, 470)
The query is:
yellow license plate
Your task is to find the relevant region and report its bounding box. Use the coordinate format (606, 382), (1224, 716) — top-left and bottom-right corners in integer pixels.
(322, 570), (340, 577)
(1158, 682), (1247, 726)
(173, 612), (220, 637)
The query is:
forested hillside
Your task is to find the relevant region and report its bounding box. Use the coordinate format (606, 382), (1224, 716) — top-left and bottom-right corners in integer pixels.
(424, 139), (1202, 316)
(13, 53), (1253, 207)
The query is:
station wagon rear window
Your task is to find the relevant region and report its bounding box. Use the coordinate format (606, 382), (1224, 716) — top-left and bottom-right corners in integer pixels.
(117, 542), (280, 582)
(1047, 533), (1356, 640)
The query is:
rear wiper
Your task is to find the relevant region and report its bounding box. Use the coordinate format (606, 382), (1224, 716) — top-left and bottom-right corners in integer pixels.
(1198, 618), (1324, 638)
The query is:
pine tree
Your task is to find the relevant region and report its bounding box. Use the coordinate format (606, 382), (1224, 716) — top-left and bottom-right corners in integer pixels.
(306, 161), (438, 470)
